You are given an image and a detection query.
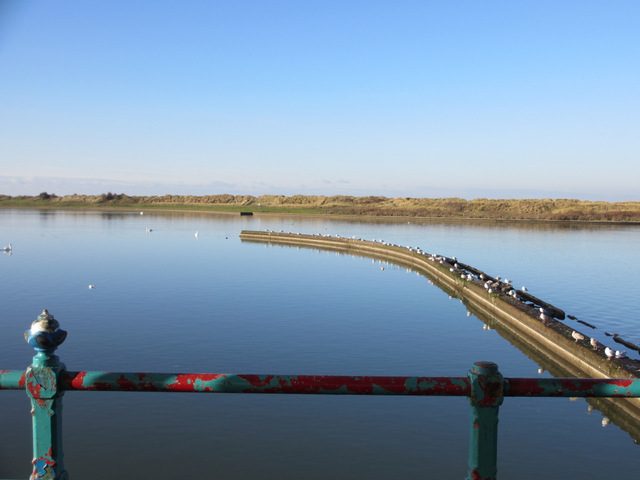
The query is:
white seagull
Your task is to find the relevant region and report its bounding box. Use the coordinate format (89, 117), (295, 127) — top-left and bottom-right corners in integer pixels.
(1, 243), (11, 252)
(605, 347), (615, 360)
(88, 284), (95, 289)
(571, 331), (585, 343)
(539, 308), (550, 322)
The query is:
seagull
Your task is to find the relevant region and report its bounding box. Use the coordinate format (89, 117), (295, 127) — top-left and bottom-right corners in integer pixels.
(616, 350), (627, 359)
(571, 331), (585, 343)
(605, 347), (615, 360)
(539, 308), (551, 322)
(521, 286), (528, 292)
(602, 417), (611, 427)
(195, 231), (199, 238)
(88, 284), (95, 289)
(590, 338), (598, 350)
(1, 244), (11, 252)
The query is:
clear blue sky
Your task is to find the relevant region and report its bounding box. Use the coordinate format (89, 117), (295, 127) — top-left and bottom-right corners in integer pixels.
(1, 1), (638, 201)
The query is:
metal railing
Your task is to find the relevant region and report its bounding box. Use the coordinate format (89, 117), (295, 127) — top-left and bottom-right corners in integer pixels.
(2, 310), (640, 480)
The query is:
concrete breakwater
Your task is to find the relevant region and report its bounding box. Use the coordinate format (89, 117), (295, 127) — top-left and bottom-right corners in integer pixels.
(240, 229), (640, 437)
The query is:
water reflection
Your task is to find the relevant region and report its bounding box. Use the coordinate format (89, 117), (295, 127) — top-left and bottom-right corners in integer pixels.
(251, 237), (640, 445)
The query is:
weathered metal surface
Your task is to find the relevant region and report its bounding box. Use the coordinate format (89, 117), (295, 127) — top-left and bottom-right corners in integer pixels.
(0, 369), (26, 389)
(467, 362), (503, 480)
(505, 377), (640, 398)
(62, 371), (472, 396)
(24, 310), (67, 355)
(24, 310), (68, 480)
(6, 310), (640, 480)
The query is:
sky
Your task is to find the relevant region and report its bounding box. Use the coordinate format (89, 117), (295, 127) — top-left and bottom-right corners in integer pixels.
(1, 1), (638, 201)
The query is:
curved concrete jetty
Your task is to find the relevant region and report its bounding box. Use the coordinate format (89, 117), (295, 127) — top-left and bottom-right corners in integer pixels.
(240, 229), (640, 438)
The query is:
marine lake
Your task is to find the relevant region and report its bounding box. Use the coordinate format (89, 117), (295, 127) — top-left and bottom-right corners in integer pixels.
(1, 209), (639, 478)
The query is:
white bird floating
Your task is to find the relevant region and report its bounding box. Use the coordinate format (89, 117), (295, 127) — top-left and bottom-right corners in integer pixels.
(571, 331), (585, 343)
(2, 244), (11, 252)
(605, 347), (615, 360)
(602, 416), (611, 427)
(195, 231), (199, 238)
(88, 285), (95, 289)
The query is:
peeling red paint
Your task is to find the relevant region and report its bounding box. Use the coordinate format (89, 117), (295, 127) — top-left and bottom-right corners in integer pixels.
(506, 377), (640, 397)
(56, 370), (640, 400)
(68, 371), (87, 389)
(168, 373), (225, 392)
(115, 374), (137, 390)
(470, 469), (491, 480)
(27, 381), (44, 398)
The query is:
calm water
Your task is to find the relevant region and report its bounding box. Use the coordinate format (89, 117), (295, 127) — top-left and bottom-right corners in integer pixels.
(1, 209), (639, 478)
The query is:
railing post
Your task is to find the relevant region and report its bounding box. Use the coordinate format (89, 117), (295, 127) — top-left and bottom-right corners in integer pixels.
(466, 361), (504, 480)
(24, 310), (69, 480)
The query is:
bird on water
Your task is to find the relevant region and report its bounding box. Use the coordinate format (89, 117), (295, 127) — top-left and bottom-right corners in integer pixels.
(2, 244), (11, 252)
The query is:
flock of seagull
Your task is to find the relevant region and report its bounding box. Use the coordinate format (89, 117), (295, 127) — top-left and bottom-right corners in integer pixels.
(266, 231), (635, 363)
(420, 245), (631, 361)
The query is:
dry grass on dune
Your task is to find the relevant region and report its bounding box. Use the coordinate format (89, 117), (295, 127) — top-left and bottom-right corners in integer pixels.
(2, 193), (640, 222)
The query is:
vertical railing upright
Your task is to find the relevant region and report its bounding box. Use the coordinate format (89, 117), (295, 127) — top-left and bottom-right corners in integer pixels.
(466, 361), (504, 480)
(23, 310), (69, 480)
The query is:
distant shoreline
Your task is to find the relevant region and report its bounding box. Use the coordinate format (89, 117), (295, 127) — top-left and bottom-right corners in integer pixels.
(2, 193), (640, 223)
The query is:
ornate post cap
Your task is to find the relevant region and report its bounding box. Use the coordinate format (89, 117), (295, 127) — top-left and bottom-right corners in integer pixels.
(24, 309), (67, 354)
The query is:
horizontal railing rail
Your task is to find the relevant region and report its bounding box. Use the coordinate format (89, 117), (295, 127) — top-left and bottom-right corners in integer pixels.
(2, 310), (640, 480)
(3, 370), (640, 398)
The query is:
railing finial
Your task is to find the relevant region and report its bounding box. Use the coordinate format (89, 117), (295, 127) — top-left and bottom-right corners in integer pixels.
(24, 309), (67, 362)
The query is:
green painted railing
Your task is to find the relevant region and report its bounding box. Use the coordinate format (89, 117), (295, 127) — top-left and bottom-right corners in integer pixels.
(2, 310), (640, 479)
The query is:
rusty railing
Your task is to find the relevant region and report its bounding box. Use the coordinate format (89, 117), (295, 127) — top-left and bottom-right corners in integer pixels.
(1, 310), (640, 480)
